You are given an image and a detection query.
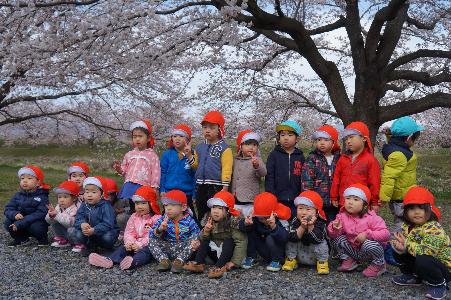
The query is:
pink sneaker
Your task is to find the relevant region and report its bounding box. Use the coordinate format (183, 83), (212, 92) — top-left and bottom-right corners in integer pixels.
(51, 237), (70, 248)
(363, 263), (386, 277)
(71, 244), (86, 253)
(337, 257), (359, 272)
(89, 253), (114, 268)
(120, 256), (134, 270)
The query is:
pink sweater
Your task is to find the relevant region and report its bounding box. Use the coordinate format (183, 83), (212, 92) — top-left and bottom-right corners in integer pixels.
(45, 202), (81, 228)
(124, 213), (161, 249)
(327, 208), (390, 249)
(119, 148), (161, 188)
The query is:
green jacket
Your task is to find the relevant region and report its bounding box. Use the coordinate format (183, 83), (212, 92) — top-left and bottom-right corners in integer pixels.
(200, 214), (247, 266)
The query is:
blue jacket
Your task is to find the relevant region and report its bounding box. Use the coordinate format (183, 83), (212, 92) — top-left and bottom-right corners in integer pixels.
(239, 217), (288, 244)
(160, 148), (196, 196)
(74, 200), (118, 236)
(265, 145), (305, 206)
(4, 188), (49, 230)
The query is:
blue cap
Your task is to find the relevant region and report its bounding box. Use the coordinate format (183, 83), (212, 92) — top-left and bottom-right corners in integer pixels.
(276, 120), (302, 136)
(390, 116), (424, 137)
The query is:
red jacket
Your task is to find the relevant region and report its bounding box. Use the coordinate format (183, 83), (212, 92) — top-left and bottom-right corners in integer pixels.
(330, 149), (381, 207)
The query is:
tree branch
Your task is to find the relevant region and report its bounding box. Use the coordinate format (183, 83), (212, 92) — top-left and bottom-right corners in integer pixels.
(154, 1), (213, 15)
(386, 49), (451, 72)
(406, 8), (451, 30)
(0, 0), (99, 8)
(308, 16), (346, 35)
(389, 69), (451, 86)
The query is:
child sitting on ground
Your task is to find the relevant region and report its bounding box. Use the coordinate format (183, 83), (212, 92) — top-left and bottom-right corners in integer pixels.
(46, 181), (81, 248)
(70, 177), (119, 256)
(231, 130), (266, 217)
(328, 184), (390, 277)
(113, 119), (160, 213)
(4, 165), (50, 246)
(103, 177), (129, 240)
(183, 191), (247, 278)
(240, 192), (291, 272)
(282, 190), (329, 274)
(391, 186), (450, 300)
(148, 190), (200, 274)
(88, 186), (161, 270)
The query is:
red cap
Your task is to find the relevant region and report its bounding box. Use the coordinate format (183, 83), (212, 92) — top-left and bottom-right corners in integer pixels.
(161, 190), (187, 205)
(403, 186), (441, 220)
(253, 192), (291, 220)
(102, 178), (118, 194)
(207, 191), (240, 216)
(53, 180), (80, 196)
(18, 165), (50, 190)
(67, 162), (90, 176)
(167, 124), (192, 148)
(132, 186), (161, 215)
(130, 119), (155, 148)
(294, 190), (326, 220)
(201, 111), (225, 137)
(343, 121), (373, 153)
(313, 125), (340, 152)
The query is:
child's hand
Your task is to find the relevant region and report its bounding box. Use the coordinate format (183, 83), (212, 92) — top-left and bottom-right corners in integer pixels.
(371, 205), (381, 214)
(332, 219), (342, 230)
(9, 223), (18, 231)
(112, 160), (121, 173)
(251, 156), (259, 169)
(203, 217), (213, 233)
(190, 239), (200, 251)
(15, 213), (24, 220)
(82, 227), (94, 236)
(125, 243), (133, 251)
(225, 261), (235, 270)
(267, 212), (277, 230)
(331, 199), (339, 207)
(184, 139), (193, 159)
(131, 243), (140, 252)
(245, 213), (253, 226)
(159, 216), (169, 232)
(354, 232), (367, 244)
(394, 232), (406, 244)
(47, 204), (57, 217)
(80, 223), (91, 230)
(300, 218), (308, 229)
(296, 225), (305, 238)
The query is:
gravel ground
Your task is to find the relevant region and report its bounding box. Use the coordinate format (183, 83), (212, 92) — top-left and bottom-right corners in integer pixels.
(0, 229), (428, 300)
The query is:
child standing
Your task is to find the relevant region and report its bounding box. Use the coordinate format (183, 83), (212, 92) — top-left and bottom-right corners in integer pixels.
(302, 125), (341, 222)
(380, 116), (424, 232)
(331, 122), (381, 212)
(4, 165), (50, 246)
(328, 184), (390, 277)
(160, 124), (196, 220)
(282, 190), (329, 274)
(113, 119), (160, 213)
(187, 111), (233, 222)
(240, 192), (291, 272)
(265, 120), (305, 216)
(148, 190), (200, 273)
(391, 186), (450, 300)
(70, 177), (119, 256)
(67, 162), (90, 202)
(88, 186), (161, 270)
(183, 191), (247, 278)
(231, 130), (266, 217)
(46, 181), (81, 248)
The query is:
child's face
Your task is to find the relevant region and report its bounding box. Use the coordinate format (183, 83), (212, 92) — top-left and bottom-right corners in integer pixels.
(83, 185), (102, 205)
(19, 174), (39, 191)
(241, 141), (258, 157)
(344, 195), (364, 216)
(210, 205), (227, 222)
(345, 134), (366, 154)
(278, 130), (298, 150)
(296, 204), (317, 221)
(69, 172), (86, 187)
(132, 128), (149, 150)
(315, 138), (334, 154)
(406, 205), (427, 225)
(57, 193), (75, 209)
(202, 122), (220, 142)
(172, 135), (188, 150)
(135, 201), (151, 216)
(164, 203), (186, 219)
(257, 216), (271, 226)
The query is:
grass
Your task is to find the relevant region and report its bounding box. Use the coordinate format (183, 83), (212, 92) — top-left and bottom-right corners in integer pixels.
(0, 144), (449, 232)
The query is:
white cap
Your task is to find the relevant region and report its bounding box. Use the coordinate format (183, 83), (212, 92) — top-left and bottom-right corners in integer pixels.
(67, 166), (85, 175)
(171, 128), (189, 139)
(130, 120), (149, 132)
(342, 128), (361, 139)
(312, 130), (331, 140)
(18, 167), (37, 178)
(343, 187), (368, 203)
(241, 132), (261, 144)
(83, 177), (103, 190)
(207, 197), (228, 208)
(294, 196), (315, 207)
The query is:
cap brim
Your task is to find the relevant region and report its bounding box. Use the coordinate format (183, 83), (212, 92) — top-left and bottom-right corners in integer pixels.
(312, 131), (331, 140)
(276, 125), (297, 135)
(161, 197), (182, 205)
(53, 188), (72, 195)
(207, 198), (228, 208)
(342, 128), (361, 138)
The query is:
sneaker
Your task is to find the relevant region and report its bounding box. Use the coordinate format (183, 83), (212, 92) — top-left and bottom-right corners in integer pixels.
(120, 256), (134, 270)
(337, 257), (359, 272)
(282, 258), (298, 271)
(242, 257), (255, 269)
(157, 259), (171, 272)
(317, 261), (329, 275)
(266, 261), (282, 272)
(171, 259), (184, 274)
(392, 274), (422, 286)
(89, 253), (113, 268)
(362, 263), (386, 277)
(425, 285), (447, 300)
(71, 244), (86, 253)
(51, 237), (70, 248)
(208, 266), (227, 279)
(183, 261), (205, 273)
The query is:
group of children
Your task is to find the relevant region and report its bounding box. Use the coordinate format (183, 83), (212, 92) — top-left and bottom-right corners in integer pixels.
(3, 111), (450, 300)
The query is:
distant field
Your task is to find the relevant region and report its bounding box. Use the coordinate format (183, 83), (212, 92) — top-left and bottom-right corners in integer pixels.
(0, 144), (449, 232)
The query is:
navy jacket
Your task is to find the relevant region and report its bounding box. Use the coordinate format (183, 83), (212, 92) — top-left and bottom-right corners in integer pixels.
(74, 199), (118, 236)
(287, 217), (327, 245)
(239, 217), (289, 244)
(265, 145), (305, 206)
(4, 188), (49, 229)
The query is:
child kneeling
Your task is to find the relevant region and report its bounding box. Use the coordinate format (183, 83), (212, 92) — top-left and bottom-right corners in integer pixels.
(148, 190), (200, 274)
(89, 186), (161, 270)
(184, 191), (247, 278)
(282, 191), (329, 274)
(240, 192), (291, 272)
(328, 184), (390, 277)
